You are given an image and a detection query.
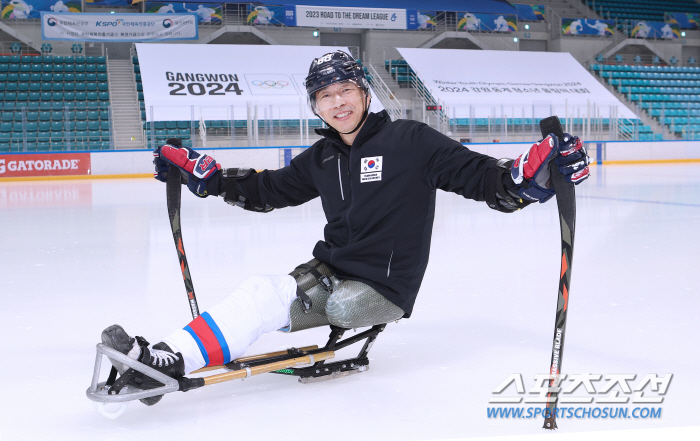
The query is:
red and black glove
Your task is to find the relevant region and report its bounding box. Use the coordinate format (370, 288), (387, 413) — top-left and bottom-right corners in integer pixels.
(153, 138), (222, 198)
(510, 133), (590, 203)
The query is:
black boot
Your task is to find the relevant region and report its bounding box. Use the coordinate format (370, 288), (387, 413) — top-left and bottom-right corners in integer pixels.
(101, 324), (185, 406)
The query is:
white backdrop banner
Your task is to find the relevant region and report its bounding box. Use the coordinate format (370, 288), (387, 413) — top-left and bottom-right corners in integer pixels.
(285, 5), (418, 30)
(136, 44), (384, 122)
(396, 48), (636, 119)
(41, 13), (198, 42)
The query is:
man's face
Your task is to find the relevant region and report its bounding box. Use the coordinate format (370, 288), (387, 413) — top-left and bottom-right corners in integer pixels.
(315, 81), (366, 133)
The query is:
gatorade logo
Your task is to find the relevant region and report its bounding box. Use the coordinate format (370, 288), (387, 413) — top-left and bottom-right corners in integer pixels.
(0, 153), (91, 178)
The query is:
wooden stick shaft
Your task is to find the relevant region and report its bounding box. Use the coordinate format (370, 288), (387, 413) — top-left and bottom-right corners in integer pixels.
(203, 351), (335, 386)
(190, 345), (319, 374)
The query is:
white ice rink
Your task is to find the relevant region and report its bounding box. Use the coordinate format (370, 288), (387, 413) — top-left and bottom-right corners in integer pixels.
(1, 164), (699, 440)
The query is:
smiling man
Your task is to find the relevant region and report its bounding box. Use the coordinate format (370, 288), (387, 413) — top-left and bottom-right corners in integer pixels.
(99, 51), (590, 405)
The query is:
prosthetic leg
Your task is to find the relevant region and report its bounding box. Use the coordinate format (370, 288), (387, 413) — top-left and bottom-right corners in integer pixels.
(86, 260), (403, 418)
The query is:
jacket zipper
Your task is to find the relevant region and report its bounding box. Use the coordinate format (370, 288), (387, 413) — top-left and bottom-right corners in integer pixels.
(387, 250), (393, 277)
(337, 156), (345, 201)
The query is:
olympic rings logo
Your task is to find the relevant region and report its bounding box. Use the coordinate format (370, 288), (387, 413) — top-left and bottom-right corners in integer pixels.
(251, 80), (289, 89)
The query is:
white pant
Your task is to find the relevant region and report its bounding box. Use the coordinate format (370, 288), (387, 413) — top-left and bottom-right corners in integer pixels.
(162, 274), (298, 374)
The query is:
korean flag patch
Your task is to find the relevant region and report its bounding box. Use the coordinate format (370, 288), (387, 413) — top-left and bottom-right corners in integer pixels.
(361, 156), (382, 183)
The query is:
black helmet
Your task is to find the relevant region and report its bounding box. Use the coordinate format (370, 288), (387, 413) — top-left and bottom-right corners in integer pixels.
(304, 50), (371, 133)
(306, 51), (369, 106)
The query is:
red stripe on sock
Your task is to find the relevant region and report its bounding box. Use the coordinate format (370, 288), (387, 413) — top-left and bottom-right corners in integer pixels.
(187, 316), (223, 366)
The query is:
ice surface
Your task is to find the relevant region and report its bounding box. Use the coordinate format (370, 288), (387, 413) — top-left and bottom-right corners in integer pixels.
(1, 164), (699, 440)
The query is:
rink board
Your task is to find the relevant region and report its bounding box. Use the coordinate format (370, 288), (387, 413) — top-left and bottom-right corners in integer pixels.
(0, 140), (699, 179)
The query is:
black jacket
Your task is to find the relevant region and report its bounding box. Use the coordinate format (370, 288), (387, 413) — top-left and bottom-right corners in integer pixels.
(256, 111), (498, 316)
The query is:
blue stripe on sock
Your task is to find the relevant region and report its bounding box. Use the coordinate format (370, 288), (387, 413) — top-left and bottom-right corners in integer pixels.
(201, 312), (231, 364)
(184, 325), (210, 366)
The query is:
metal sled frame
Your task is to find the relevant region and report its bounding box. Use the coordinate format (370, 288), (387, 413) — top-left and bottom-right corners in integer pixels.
(86, 323), (386, 405)
(222, 324), (386, 383)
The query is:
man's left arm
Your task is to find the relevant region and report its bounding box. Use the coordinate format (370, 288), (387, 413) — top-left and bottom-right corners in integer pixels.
(412, 125), (590, 213)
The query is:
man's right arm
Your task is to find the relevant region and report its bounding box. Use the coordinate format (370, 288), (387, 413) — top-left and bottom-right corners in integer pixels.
(154, 139), (320, 212)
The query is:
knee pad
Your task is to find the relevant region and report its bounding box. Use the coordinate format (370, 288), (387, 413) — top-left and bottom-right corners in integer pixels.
(281, 259), (340, 333)
(325, 280), (404, 329)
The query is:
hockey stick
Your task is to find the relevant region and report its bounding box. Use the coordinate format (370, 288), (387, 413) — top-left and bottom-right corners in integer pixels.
(166, 165), (201, 320)
(539, 116), (576, 430)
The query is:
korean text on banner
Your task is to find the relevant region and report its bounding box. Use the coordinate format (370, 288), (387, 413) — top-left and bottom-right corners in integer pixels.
(0, 153), (91, 178)
(41, 12), (198, 42)
(285, 5), (418, 30)
(395, 48), (636, 119)
(135, 43), (384, 122)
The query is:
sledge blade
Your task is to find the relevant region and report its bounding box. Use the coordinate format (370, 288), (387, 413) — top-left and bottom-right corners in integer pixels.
(299, 365), (368, 384)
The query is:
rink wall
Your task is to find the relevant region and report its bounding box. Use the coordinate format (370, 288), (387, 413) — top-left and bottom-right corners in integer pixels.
(0, 141), (699, 180)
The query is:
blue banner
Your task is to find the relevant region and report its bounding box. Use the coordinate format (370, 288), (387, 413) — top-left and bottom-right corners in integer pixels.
(458, 12), (517, 32)
(631, 21), (680, 39)
(417, 11), (436, 29)
(2, 0), (80, 19)
(514, 4), (544, 21)
(147, 2), (222, 23)
(562, 18), (614, 36)
(254, 1), (516, 14)
(666, 12), (698, 30)
(247, 4), (285, 25)
(85, 0), (130, 5)
(42, 12), (198, 42)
